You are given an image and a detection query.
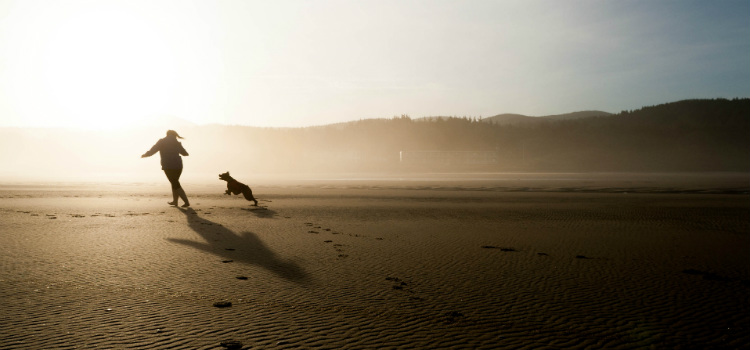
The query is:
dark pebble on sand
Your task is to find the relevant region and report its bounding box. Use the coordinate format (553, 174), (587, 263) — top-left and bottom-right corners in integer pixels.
(213, 301), (232, 308)
(575, 255), (591, 259)
(222, 260), (234, 263)
(236, 276), (248, 280)
(225, 248), (236, 251)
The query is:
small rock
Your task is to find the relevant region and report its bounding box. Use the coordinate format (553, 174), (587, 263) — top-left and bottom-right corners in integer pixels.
(222, 260), (234, 263)
(213, 301), (232, 308)
(236, 276), (249, 280)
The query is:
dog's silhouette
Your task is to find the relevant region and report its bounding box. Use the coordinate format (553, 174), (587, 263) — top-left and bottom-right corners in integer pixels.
(219, 171), (258, 206)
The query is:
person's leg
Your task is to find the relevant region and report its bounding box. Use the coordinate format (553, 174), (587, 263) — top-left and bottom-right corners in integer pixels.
(164, 169), (182, 206)
(169, 188), (179, 206)
(169, 169), (189, 207)
(177, 187), (189, 207)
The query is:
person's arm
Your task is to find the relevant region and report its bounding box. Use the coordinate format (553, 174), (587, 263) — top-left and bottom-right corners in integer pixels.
(141, 140), (161, 158)
(178, 143), (189, 156)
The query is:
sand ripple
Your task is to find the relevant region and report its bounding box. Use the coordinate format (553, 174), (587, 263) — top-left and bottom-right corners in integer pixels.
(1, 188), (748, 348)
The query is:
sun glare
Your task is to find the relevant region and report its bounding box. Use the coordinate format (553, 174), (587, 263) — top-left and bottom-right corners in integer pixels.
(37, 5), (178, 130)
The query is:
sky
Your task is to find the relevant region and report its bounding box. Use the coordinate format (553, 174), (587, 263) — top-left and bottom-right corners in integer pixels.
(1, 0), (748, 130)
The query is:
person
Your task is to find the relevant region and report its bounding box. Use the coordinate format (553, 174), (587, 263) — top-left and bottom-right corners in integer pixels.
(141, 130), (190, 207)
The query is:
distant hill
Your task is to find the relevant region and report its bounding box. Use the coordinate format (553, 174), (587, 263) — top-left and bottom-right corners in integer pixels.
(1, 99), (747, 181)
(482, 110), (613, 125)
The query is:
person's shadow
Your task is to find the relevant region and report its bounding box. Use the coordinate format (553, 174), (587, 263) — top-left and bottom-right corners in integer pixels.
(167, 208), (308, 283)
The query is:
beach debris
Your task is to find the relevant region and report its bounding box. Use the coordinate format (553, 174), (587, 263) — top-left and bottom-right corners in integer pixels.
(222, 260), (234, 263)
(105, 308), (113, 312)
(236, 276), (248, 280)
(225, 248), (236, 251)
(220, 340), (243, 349)
(213, 301), (232, 308)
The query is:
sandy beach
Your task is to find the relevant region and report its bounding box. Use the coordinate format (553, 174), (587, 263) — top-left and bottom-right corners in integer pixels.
(1, 173), (749, 349)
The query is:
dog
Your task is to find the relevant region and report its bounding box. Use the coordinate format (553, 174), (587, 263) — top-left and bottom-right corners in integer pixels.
(219, 171), (258, 206)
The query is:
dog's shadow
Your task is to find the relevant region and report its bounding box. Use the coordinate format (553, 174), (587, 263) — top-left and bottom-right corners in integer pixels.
(167, 208), (308, 283)
(240, 205), (278, 218)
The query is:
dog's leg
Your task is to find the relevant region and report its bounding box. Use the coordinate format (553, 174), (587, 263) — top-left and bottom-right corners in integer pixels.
(241, 186), (258, 206)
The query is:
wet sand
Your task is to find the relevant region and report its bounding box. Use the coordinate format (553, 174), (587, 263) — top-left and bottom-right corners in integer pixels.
(1, 174), (749, 349)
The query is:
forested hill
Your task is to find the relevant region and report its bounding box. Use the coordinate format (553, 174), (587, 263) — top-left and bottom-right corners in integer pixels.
(0, 98), (748, 180)
(482, 110), (613, 125)
(191, 98), (749, 173)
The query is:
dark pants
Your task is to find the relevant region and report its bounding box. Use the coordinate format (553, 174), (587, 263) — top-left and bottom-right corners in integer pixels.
(163, 169), (183, 190)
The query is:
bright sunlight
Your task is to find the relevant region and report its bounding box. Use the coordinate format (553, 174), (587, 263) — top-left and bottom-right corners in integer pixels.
(4, 2), (187, 130)
(42, 7), (177, 129)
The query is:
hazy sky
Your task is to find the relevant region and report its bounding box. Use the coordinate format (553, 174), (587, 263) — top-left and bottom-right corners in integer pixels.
(1, 0), (748, 129)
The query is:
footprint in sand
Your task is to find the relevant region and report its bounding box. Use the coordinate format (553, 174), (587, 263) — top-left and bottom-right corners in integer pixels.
(481, 245), (518, 252)
(443, 311), (465, 324)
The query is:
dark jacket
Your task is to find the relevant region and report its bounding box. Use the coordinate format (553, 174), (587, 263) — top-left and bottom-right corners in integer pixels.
(143, 137), (189, 170)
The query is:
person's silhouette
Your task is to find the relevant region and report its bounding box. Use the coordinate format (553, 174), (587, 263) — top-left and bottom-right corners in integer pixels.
(142, 130), (190, 207)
